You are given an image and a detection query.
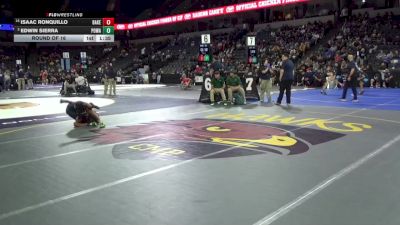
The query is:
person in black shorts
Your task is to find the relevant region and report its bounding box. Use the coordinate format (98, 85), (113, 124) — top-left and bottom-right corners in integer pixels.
(60, 99), (105, 128)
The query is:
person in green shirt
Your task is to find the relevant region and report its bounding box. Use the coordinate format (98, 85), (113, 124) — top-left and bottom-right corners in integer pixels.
(226, 71), (246, 104)
(210, 71), (227, 106)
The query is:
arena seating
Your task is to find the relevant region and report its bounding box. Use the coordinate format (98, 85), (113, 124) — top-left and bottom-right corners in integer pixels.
(1, 7), (400, 88)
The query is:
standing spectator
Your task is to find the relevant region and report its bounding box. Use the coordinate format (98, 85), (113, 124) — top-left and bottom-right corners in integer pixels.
(17, 68), (25, 90)
(152, 72), (157, 84)
(26, 69), (34, 89)
(103, 68), (109, 95)
(259, 59), (273, 103)
(104, 65), (116, 96)
(41, 70), (49, 85)
(276, 54), (294, 105)
(3, 69), (11, 91)
(96, 68), (103, 84)
(157, 70), (162, 84)
(117, 69), (123, 80)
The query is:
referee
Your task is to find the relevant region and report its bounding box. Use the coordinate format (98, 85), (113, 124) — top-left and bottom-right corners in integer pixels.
(340, 54), (358, 102)
(276, 54), (294, 106)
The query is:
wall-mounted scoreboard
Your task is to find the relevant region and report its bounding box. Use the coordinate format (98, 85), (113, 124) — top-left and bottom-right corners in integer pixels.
(199, 34), (211, 62)
(14, 13), (114, 43)
(247, 36), (258, 64)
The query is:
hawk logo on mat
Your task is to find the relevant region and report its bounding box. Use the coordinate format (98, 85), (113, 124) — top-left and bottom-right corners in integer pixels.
(88, 119), (345, 160)
(0, 102), (39, 109)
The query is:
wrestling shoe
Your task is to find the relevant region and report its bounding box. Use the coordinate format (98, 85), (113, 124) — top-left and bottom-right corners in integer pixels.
(90, 103), (100, 109)
(89, 122), (98, 127)
(98, 122), (106, 128)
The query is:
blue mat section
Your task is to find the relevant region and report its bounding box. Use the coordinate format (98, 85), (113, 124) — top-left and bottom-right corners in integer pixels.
(278, 88), (400, 111)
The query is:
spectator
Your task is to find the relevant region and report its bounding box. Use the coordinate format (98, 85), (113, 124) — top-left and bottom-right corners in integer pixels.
(17, 68), (25, 90)
(104, 65), (116, 96)
(259, 59), (273, 103)
(26, 69), (33, 89)
(321, 65), (338, 94)
(226, 70), (246, 105)
(41, 70), (49, 85)
(157, 70), (162, 84)
(3, 69), (11, 91)
(180, 73), (192, 90)
(210, 71), (227, 106)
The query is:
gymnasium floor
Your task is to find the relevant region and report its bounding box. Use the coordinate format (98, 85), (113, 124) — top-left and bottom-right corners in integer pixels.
(0, 84), (399, 225)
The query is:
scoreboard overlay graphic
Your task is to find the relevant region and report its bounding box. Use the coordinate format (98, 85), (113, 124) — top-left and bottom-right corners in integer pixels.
(14, 14), (114, 43)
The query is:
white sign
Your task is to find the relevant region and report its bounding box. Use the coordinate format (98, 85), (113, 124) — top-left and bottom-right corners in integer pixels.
(16, 60), (22, 65)
(195, 75), (204, 83)
(62, 52), (70, 59)
(80, 52), (87, 58)
(201, 34), (211, 44)
(204, 77), (212, 91)
(247, 36), (256, 47)
(245, 77), (253, 91)
(115, 0), (306, 31)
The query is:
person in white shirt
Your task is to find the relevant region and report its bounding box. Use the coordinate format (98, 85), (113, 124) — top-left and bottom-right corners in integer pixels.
(75, 74), (86, 87)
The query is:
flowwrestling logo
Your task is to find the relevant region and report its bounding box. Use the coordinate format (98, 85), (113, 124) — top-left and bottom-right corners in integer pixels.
(88, 119), (346, 160)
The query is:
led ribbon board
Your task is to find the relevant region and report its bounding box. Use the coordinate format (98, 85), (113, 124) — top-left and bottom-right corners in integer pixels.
(114, 0), (308, 30)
